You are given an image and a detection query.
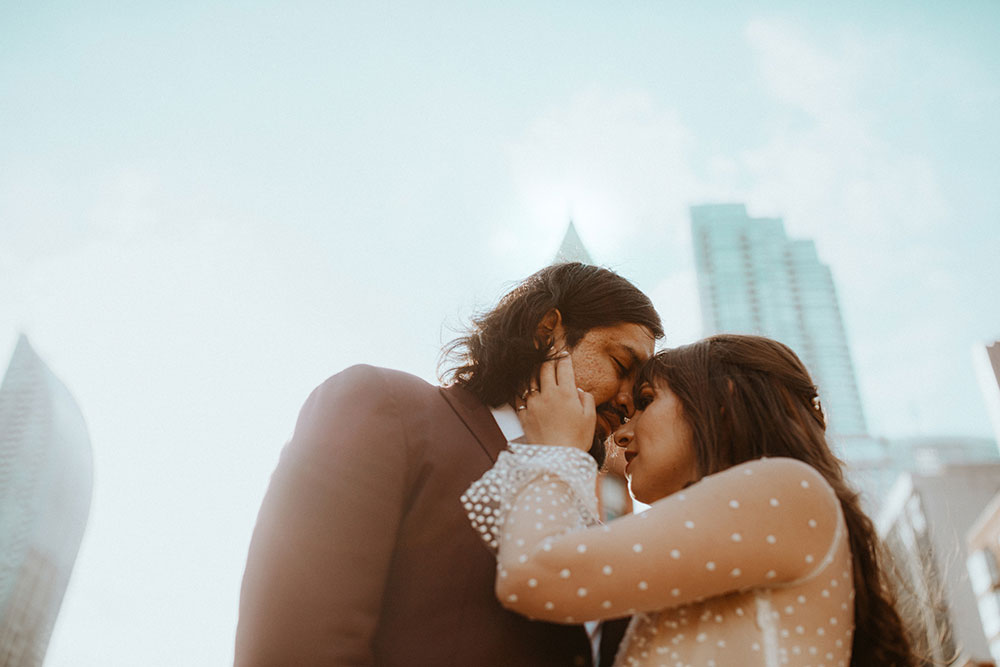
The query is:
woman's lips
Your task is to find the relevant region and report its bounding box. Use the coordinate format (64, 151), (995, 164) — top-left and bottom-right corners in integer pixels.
(623, 451), (637, 473)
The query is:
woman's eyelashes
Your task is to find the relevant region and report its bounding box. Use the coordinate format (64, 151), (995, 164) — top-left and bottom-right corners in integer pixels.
(634, 385), (655, 410)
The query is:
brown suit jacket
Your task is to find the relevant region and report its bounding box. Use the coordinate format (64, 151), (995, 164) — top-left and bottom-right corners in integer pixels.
(236, 365), (627, 666)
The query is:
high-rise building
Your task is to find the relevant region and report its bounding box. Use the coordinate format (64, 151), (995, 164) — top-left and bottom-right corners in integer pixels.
(0, 336), (93, 666)
(690, 203), (868, 437)
(974, 341), (1000, 452)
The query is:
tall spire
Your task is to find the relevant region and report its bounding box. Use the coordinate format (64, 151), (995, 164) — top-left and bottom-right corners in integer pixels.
(552, 220), (595, 265)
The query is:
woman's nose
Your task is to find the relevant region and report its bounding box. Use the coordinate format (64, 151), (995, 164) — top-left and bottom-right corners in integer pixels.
(612, 422), (632, 448)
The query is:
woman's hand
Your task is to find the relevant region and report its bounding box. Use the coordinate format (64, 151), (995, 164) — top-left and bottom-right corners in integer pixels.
(516, 353), (596, 451)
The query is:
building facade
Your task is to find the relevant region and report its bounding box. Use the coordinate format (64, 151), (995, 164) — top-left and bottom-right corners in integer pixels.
(0, 336), (93, 666)
(690, 203), (868, 440)
(967, 492), (1000, 665)
(876, 462), (1000, 665)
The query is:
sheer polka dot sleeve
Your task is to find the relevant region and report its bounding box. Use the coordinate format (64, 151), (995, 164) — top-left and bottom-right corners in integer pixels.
(461, 443), (601, 553)
(476, 454), (843, 624)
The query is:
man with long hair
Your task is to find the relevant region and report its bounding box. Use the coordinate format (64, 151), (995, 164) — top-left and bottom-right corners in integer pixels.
(235, 262), (663, 666)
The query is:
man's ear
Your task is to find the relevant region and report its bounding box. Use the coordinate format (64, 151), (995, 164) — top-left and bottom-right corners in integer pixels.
(534, 308), (566, 350)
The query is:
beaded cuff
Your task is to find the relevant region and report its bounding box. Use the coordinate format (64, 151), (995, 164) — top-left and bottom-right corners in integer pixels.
(461, 443), (600, 552)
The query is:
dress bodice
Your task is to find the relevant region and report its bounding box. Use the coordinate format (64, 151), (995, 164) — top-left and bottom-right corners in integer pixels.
(616, 535), (853, 667)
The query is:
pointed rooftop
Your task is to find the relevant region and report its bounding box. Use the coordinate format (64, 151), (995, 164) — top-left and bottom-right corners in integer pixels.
(552, 220), (595, 265)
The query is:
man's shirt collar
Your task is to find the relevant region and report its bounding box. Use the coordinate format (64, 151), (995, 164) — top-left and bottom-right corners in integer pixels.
(489, 403), (525, 442)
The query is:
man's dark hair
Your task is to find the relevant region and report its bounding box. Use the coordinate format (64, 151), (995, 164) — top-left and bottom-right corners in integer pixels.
(439, 262), (664, 407)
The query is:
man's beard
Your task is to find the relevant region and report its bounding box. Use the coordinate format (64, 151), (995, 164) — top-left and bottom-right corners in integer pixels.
(587, 406), (622, 468)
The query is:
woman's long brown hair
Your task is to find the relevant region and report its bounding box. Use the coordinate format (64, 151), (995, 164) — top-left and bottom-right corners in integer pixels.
(639, 334), (918, 667)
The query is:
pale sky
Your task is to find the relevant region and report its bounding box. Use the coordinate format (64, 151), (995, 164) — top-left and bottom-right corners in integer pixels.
(2, 2), (999, 664)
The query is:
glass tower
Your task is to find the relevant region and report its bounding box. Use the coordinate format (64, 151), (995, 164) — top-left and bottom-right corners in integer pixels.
(691, 203), (868, 437)
(0, 336), (93, 666)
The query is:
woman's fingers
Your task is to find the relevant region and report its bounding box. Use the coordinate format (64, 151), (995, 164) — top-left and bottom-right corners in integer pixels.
(537, 352), (561, 391)
(517, 359), (596, 452)
(555, 352), (575, 390)
(576, 386), (594, 411)
(525, 354), (590, 417)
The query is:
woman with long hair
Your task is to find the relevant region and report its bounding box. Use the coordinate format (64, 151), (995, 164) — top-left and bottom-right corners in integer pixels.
(462, 334), (917, 666)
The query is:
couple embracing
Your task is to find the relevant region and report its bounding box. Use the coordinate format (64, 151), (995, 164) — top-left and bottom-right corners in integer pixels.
(235, 263), (917, 666)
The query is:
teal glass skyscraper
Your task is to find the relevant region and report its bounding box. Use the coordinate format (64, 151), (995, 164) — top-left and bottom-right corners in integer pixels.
(691, 203), (868, 437)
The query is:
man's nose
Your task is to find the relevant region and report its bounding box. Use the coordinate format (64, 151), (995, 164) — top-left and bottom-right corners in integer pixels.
(612, 389), (635, 418)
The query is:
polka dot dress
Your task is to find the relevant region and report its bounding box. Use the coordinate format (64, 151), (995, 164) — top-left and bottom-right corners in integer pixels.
(463, 446), (854, 667)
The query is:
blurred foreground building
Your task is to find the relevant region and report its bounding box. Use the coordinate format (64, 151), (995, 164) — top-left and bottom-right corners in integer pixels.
(690, 203), (868, 441)
(968, 493), (1000, 665)
(852, 436), (1000, 514)
(876, 459), (1000, 665)
(0, 336), (93, 666)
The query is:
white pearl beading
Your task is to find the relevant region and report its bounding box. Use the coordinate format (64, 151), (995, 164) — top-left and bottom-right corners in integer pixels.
(461, 444), (600, 552)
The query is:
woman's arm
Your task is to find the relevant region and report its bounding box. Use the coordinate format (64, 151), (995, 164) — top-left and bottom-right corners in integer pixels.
(493, 455), (842, 623)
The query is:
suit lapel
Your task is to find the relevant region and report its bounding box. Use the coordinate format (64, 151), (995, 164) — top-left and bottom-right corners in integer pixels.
(439, 384), (507, 462)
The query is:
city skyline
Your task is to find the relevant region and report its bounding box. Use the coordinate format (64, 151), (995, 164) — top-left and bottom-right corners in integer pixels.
(2, 2), (999, 665)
